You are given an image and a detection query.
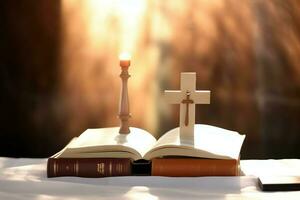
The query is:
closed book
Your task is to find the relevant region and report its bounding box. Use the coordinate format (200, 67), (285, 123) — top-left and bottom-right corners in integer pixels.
(258, 176), (300, 191)
(152, 158), (239, 177)
(47, 158), (131, 178)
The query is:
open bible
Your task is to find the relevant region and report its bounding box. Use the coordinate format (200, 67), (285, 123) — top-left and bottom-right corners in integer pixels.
(48, 124), (245, 177)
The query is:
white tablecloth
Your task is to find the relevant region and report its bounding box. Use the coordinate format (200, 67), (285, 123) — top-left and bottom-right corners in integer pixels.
(0, 158), (300, 200)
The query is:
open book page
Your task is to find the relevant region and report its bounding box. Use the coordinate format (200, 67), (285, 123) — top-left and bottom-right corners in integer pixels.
(52, 137), (78, 158)
(143, 124), (245, 160)
(57, 127), (157, 160)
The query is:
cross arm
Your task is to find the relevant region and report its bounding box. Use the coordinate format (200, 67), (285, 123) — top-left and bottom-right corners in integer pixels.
(164, 90), (183, 104)
(193, 90), (211, 104)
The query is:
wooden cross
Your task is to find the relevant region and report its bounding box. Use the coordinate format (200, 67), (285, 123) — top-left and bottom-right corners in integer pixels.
(165, 72), (210, 141)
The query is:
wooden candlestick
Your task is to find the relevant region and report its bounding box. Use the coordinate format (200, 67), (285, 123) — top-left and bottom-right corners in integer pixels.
(118, 59), (131, 134)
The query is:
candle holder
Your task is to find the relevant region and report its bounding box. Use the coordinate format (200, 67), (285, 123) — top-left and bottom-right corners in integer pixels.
(118, 58), (131, 134)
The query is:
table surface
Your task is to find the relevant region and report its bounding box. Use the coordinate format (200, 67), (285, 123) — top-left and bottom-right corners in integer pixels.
(0, 158), (300, 200)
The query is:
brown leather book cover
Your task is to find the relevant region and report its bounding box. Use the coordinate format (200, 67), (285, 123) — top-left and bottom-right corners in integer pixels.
(47, 158), (131, 178)
(152, 158), (238, 177)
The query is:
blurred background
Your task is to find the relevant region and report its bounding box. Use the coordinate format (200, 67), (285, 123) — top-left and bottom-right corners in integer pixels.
(1, 0), (300, 158)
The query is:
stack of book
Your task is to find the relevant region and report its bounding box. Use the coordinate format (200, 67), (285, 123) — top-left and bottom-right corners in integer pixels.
(47, 124), (245, 177)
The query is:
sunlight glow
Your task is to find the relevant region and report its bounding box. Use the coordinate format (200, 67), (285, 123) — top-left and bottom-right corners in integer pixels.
(63, 0), (147, 53)
(2, 164), (44, 182)
(124, 186), (159, 200)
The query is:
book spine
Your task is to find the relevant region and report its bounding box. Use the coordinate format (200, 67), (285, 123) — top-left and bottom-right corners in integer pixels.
(152, 158), (238, 177)
(47, 158), (131, 178)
